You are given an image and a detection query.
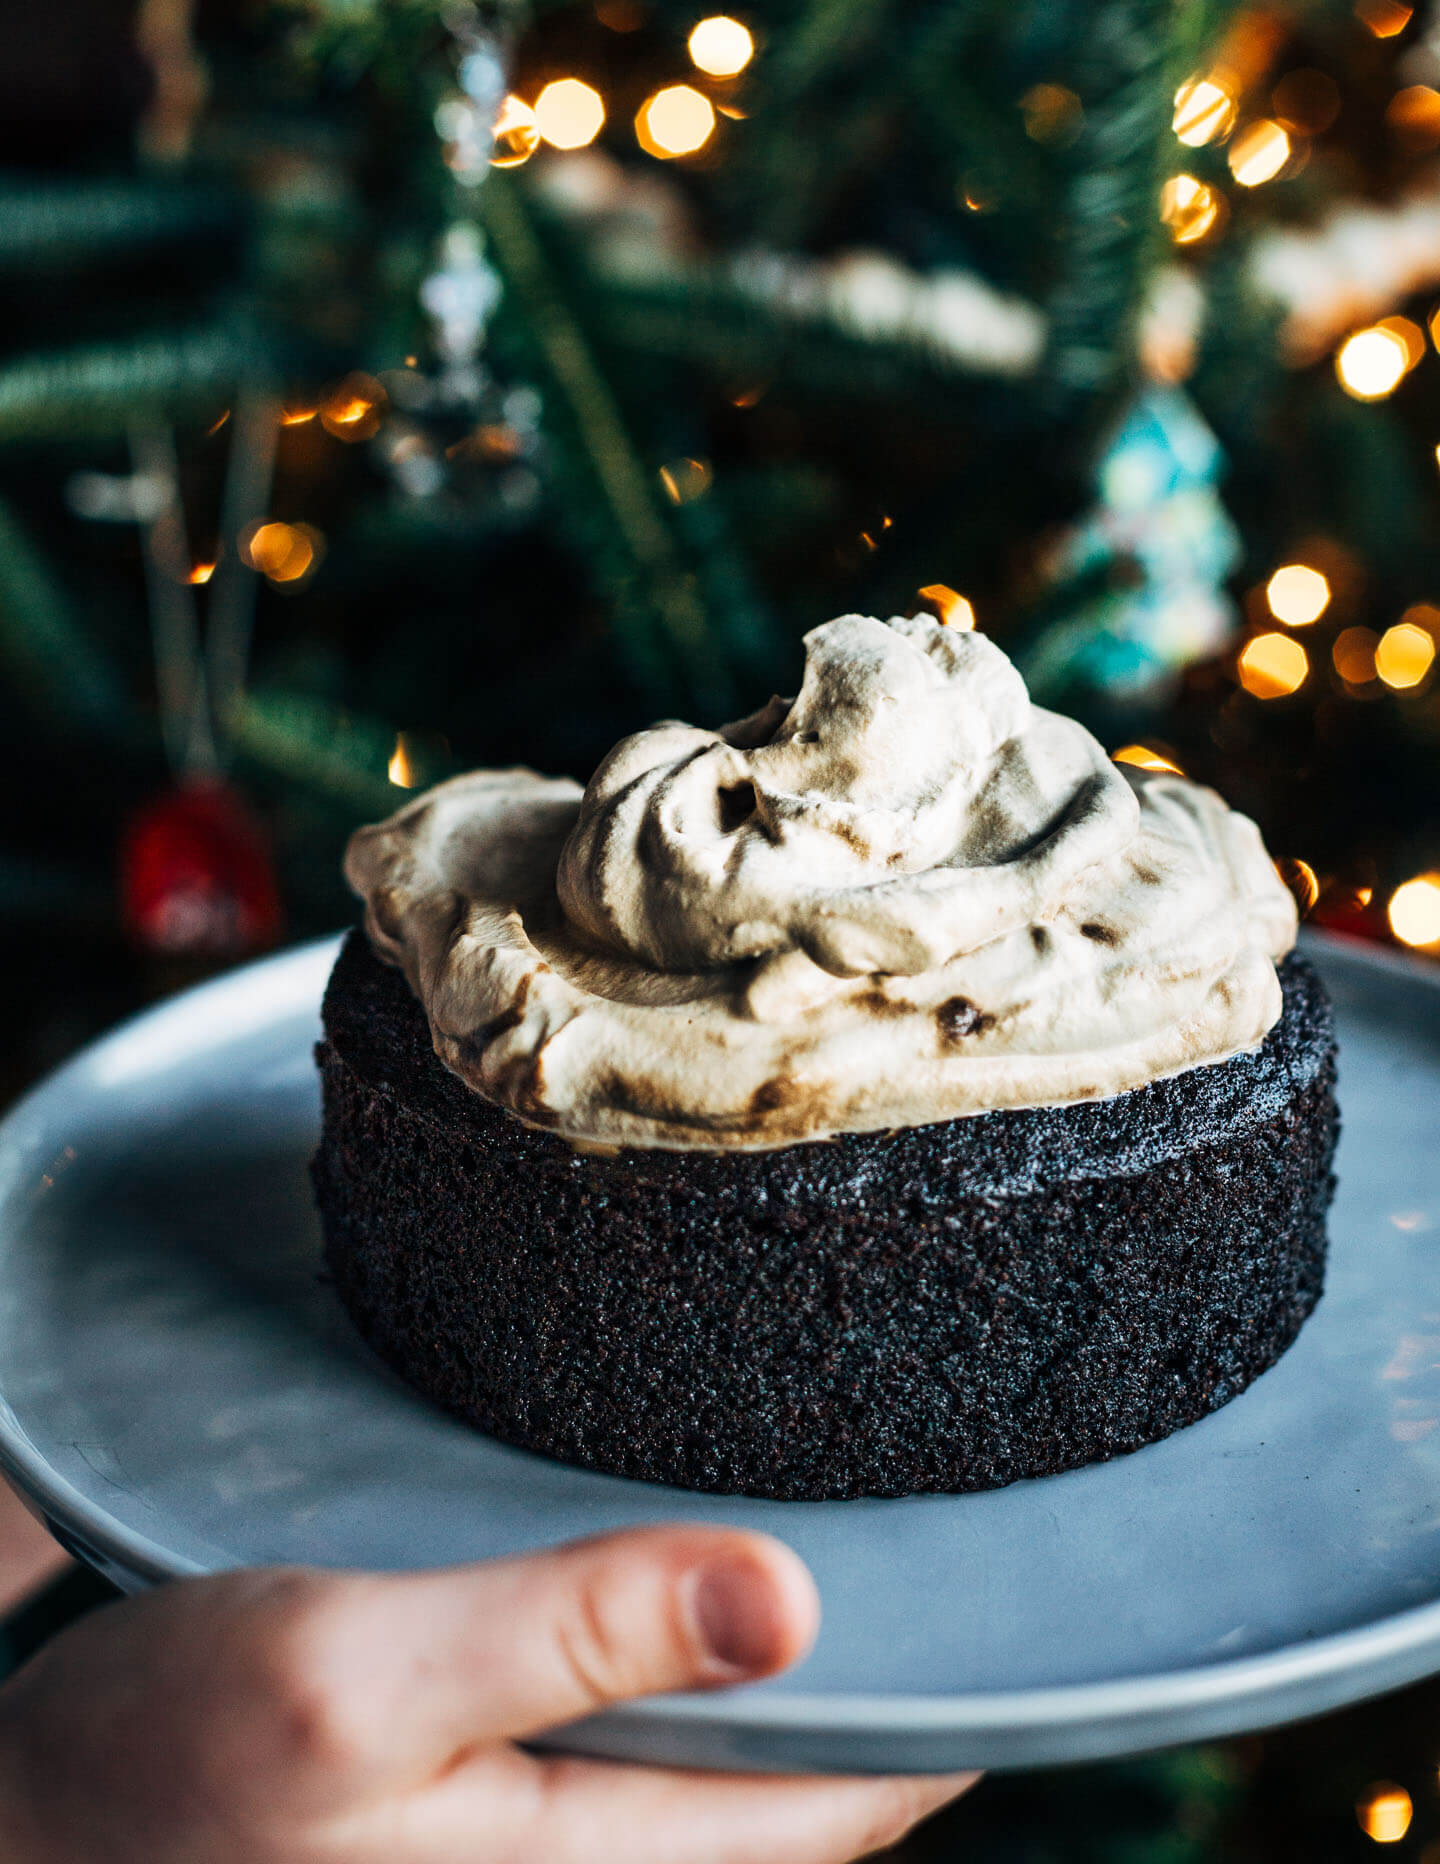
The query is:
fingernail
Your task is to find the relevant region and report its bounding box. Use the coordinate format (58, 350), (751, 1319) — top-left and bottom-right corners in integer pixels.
(691, 1556), (785, 1677)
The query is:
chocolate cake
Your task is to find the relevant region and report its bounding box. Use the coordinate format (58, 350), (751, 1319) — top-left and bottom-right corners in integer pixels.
(312, 612), (1338, 1500)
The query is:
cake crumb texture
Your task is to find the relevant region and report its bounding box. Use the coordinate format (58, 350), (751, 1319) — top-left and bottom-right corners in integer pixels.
(313, 931), (1338, 1500)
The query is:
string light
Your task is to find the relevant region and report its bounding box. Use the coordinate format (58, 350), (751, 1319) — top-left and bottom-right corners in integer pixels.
(1266, 563), (1330, 626)
(1228, 119), (1291, 186)
(1335, 326), (1409, 400)
(1172, 76), (1236, 147)
(918, 584), (976, 629)
(534, 79), (606, 150)
(1278, 857), (1320, 912)
(205, 409), (231, 437)
(1238, 631), (1308, 697)
(1375, 620), (1436, 688)
(388, 734), (419, 788)
(658, 457), (713, 502)
(491, 94), (541, 167)
(187, 561), (216, 585)
(1160, 174), (1223, 244)
(320, 374), (386, 441)
(636, 85), (716, 157)
(1020, 84), (1083, 145)
(1334, 626), (1380, 683)
(1386, 86), (1440, 152)
(239, 521), (323, 585)
(1355, 0), (1413, 36)
(1377, 314), (1426, 371)
(1389, 879), (1440, 950)
(1113, 744), (1183, 774)
(280, 405), (317, 426)
(688, 16), (755, 78)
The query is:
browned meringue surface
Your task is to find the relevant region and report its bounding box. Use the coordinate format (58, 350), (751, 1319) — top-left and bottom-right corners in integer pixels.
(345, 614), (1297, 1151)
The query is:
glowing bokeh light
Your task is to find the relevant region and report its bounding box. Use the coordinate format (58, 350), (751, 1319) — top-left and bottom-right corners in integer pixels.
(388, 735), (419, 789)
(1333, 625), (1379, 684)
(534, 79), (606, 149)
(1238, 631), (1308, 698)
(1335, 326), (1409, 400)
(491, 94), (541, 167)
(658, 456), (713, 503)
(320, 374), (386, 441)
(1160, 174), (1222, 243)
(1356, 0), (1413, 36)
(1172, 76), (1236, 147)
(1277, 857), (1320, 913)
(240, 521), (321, 585)
(1113, 744), (1184, 774)
(919, 584), (976, 629)
(1387, 85), (1440, 151)
(1390, 878), (1440, 949)
(1266, 563), (1330, 626)
(1228, 119), (1291, 186)
(1376, 315), (1426, 371)
(636, 85), (716, 157)
(688, 16), (755, 77)
(1375, 621), (1436, 688)
(188, 561), (216, 585)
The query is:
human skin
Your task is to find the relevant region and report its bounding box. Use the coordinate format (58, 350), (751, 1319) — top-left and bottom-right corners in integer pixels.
(0, 1525), (974, 1863)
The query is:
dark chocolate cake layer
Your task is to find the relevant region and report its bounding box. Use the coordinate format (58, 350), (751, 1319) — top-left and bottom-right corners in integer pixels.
(313, 929), (1338, 1500)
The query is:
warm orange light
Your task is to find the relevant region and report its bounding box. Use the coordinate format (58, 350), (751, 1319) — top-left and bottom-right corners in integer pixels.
(1390, 878), (1440, 949)
(1238, 631), (1308, 697)
(658, 457), (713, 503)
(1173, 76), (1236, 147)
(636, 84), (716, 157)
(1377, 314), (1426, 371)
(188, 561), (216, 585)
(1113, 744), (1183, 774)
(388, 734), (419, 789)
(240, 521), (321, 585)
(1160, 174), (1222, 244)
(1278, 857), (1320, 913)
(1266, 563), (1330, 626)
(1375, 621), (1436, 688)
(280, 406), (317, 426)
(1336, 326), (1409, 400)
(319, 374), (385, 441)
(1020, 84), (1083, 145)
(206, 409), (231, 437)
(919, 584), (976, 629)
(491, 94), (541, 167)
(534, 79), (606, 150)
(1356, 0), (1413, 36)
(1333, 625), (1379, 684)
(688, 16), (755, 78)
(1387, 85), (1440, 150)
(1228, 118), (1291, 186)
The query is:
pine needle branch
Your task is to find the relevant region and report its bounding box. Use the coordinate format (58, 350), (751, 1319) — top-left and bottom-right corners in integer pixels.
(0, 325), (261, 443)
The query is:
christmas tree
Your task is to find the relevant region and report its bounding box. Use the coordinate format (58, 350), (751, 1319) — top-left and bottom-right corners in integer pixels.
(4, 0), (1438, 967)
(7, 3), (1440, 1855)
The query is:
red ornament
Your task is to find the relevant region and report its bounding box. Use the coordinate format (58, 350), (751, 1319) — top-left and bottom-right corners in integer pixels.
(121, 780), (284, 958)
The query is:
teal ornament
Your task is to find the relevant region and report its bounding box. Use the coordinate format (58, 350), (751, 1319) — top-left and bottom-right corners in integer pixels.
(1023, 386), (1241, 705)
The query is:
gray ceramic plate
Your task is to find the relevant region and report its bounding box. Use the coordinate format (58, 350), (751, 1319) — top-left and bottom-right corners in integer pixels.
(0, 931), (1437, 1773)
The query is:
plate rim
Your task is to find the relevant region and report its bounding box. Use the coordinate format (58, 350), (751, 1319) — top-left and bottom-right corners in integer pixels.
(1, 925), (1439, 1759)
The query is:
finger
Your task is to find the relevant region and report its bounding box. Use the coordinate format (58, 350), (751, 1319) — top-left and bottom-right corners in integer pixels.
(409, 1750), (977, 1864)
(335, 1525), (820, 1773)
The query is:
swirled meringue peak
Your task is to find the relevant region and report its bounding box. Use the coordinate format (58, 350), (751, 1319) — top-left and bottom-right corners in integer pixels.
(346, 614), (1297, 1151)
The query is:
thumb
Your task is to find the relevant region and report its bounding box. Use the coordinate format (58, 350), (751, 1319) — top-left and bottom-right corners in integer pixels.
(372, 1525), (821, 1760)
